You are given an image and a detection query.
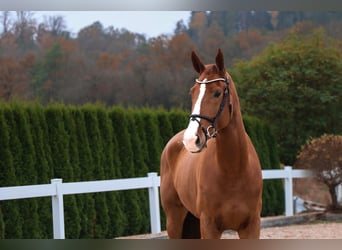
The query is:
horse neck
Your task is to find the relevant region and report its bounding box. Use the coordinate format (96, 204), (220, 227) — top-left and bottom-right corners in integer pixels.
(216, 79), (249, 174)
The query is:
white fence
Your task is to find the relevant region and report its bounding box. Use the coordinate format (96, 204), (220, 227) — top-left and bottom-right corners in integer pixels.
(0, 166), (313, 239)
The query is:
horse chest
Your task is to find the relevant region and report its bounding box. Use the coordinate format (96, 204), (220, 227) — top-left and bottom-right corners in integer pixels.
(199, 169), (253, 208)
(198, 173), (245, 207)
(199, 182), (252, 230)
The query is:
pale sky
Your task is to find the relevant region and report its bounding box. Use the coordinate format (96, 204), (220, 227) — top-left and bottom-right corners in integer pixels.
(34, 11), (191, 38)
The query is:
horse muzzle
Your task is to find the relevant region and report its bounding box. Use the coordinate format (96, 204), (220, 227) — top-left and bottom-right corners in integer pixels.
(183, 129), (207, 153)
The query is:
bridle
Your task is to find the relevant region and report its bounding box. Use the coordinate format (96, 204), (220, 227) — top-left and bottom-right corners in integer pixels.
(189, 74), (233, 146)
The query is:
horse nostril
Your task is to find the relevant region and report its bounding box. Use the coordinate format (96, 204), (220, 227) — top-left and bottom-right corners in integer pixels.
(195, 135), (201, 145)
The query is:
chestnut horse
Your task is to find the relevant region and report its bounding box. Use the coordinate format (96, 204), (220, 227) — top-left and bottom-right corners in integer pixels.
(160, 49), (263, 239)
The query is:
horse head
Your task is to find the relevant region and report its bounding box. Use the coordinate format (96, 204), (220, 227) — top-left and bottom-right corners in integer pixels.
(183, 49), (232, 153)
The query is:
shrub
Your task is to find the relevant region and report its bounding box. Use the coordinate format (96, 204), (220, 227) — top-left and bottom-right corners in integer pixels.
(233, 28), (342, 164)
(294, 134), (342, 210)
(243, 116), (284, 216)
(0, 102), (283, 237)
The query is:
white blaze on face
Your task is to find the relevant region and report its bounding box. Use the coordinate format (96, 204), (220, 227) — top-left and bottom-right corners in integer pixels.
(183, 82), (207, 152)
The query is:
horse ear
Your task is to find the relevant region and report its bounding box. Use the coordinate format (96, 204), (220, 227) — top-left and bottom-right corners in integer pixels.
(191, 51), (205, 74)
(215, 48), (225, 74)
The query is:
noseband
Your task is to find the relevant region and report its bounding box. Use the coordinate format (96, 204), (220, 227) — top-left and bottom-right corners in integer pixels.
(189, 75), (232, 143)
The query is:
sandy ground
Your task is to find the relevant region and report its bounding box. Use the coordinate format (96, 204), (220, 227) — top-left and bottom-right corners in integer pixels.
(119, 178), (342, 239)
(118, 219), (342, 239)
(222, 222), (342, 239)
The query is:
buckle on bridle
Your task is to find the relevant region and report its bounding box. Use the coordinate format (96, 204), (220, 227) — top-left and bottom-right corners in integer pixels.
(206, 125), (217, 138)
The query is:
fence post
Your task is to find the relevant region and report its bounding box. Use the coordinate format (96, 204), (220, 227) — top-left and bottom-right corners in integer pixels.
(148, 172), (161, 234)
(336, 184), (342, 206)
(51, 179), (65, 239)
(284, 166), (294, 216)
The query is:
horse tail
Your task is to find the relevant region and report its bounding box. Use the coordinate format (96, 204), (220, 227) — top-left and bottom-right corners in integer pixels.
(182, 212), (201, 239)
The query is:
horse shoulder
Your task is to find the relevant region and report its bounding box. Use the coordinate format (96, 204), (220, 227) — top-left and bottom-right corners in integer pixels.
(161, 130), (186, 171)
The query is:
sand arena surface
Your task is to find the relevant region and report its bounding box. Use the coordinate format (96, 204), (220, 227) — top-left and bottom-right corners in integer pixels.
(221, 222), (342, 239)
(118, 222), (342, 239)
(118, 213), (342, 239)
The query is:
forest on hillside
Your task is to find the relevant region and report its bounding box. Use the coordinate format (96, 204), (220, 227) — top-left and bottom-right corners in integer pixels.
(1, 11), (342, 108)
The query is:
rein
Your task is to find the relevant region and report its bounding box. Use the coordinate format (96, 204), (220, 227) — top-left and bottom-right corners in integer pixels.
(189, 75), (232, 146)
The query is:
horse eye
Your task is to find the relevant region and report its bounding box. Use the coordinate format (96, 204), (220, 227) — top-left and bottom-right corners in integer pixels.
(214, 90), (221, 98)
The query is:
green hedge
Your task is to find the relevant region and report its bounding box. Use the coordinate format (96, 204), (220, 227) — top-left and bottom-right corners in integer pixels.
(0, 102), (283, 238)
(243, 116), (284, 216)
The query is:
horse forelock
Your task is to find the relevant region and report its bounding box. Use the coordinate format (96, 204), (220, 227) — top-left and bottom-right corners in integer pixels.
(198, 64), (222, 80)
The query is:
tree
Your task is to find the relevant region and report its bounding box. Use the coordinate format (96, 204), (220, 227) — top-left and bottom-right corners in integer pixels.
(96, 105), (126, 237)
(174, 20), (187, 34)
(83, 106), (109, 238)
(233, 29), (265, 51)
(30, 43), (63, 102)
(0, 54), (34, 100)
(0, 207), (4, 238)
(277, 11), (304, 30)
(233, 28), (342, 164)
(109, 106), (140, 236)
(0, 105), (22, 238)
(126, 109), (149, 233)
(140, 109), (162, 173)
(45, 105), (80, 238)
(14, 11), (36, 50)
(246, 116), (284, 216)
(207, 11), (239, 36)
(61, 107), (82, 238)
(155, 108), (173, 148)
(188, 12), (208, 49)
(10, 103), (41, 238)
(70, 107), (96, 238)
(168, 108), (188, 134)
(25, 103), (53, 238)
(0, 11), (12, 35)
(294, 134), (342, 210)
(202, 21), (226, 59)
(77, 21), (106, 58)
(43, 15), (67, 37)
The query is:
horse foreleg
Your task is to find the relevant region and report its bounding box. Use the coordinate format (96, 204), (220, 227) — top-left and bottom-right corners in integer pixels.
(164, 204), (188, 239)
(161, 177), (188, 238)
(237, 216), (261, 239)
(199, 214), (223, 239)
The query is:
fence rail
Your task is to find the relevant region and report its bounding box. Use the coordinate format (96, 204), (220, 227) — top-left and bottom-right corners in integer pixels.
(0, 166), (313, 239)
